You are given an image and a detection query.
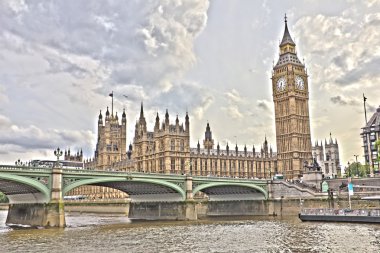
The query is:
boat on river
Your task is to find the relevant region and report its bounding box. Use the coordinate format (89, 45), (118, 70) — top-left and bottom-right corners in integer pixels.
(299, 208), (380, 223)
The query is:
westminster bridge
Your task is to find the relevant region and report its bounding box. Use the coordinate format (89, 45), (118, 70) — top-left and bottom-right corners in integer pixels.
(0, 164), (279, 227)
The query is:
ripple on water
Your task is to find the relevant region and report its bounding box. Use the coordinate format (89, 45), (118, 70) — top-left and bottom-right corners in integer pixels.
(1, 212), (380, 252)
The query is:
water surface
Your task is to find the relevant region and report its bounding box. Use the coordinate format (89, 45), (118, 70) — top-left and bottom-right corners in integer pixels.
(0, 211), (379, 252)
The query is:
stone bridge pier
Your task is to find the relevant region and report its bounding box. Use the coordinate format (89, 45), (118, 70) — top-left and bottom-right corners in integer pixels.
(128, 176), (197, 221)
(6, 167), (66, 228)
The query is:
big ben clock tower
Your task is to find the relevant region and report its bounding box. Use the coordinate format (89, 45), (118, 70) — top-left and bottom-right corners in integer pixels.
(272, 16), (312, 179)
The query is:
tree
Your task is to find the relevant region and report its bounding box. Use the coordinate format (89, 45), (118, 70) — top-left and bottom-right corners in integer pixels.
(346, 162), (368, 178)
(0, 192), (8, 203)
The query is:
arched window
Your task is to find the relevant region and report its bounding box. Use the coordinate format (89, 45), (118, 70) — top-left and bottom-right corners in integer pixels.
(171, 139), (175, 151)
(171, 158), (175, 173)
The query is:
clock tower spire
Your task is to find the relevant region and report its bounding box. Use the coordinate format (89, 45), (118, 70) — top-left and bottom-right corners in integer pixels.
(272, 15), (313, 179)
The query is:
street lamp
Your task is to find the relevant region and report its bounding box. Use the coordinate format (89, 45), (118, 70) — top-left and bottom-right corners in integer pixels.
(347, 161), (350, 177)
(54, 147), (63, 167)
(354, 155), (359, 177)
(15, 159), (23, 166)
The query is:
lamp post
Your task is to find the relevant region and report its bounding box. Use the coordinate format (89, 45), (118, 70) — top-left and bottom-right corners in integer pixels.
(354, 155), (359, 177)
(347, 161), (350, 177)
(54, 147), (63, 168)
(15, 159), (23, 166)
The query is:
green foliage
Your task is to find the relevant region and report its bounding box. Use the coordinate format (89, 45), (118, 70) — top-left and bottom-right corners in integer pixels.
(376, 139), (380, 162)
(0, 192), (8, 203)
(346, 162), (369, 178)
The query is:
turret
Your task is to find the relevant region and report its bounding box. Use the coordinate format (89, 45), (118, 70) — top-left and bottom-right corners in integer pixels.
(140, 102), (144, 119)
(154, 112), (160, 131)
(203, 122), (214, 150)
(185, 112), (189, 133)
(244, 145), (247, 157)
(165, 109), (169, 126)
(137, 102), (147, 135)
(122, 108), (126, 125)
(263, 136), (269, 156)
(105, 107), (110, 121)
(135, 120), (139, 138)
(175, 115), (179, 131)
(98, 110), (103, 125)
(235, 144), (238, 156)
(127, 143), (132, 159)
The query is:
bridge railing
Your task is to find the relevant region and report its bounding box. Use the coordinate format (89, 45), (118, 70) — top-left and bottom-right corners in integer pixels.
(0, 165), (52, 173)
(0, 165), (269, 182)
(192, 175), (267, 183)
(62, 168), (187, 179)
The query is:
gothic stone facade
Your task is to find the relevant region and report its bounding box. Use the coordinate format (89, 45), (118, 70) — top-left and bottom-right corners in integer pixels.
(312, 135), (341, 178)
(69, 18), (315, 199)
(70, 107), (129, 199)
(131, 104), (277, 178)
(272, 18), (313, 179)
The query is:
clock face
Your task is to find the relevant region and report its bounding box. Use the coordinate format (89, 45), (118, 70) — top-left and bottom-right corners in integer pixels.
(295, 76), (305, 90)
(276, 77), (286, 91)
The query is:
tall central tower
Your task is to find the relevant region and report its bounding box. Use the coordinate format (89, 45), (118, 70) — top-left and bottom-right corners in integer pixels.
(272, 17), (312, 178)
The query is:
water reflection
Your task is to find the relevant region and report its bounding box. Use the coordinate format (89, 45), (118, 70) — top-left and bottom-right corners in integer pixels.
(1, 211), (380, 252)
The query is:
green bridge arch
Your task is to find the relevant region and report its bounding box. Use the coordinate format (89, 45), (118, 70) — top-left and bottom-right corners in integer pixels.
(63, 177), (186, 200)
(0, 173), (50, 202)
(193, 182), (268, 200)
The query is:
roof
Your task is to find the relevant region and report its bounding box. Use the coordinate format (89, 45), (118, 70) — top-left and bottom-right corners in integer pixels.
(280, 21), (295, 47)
(275, 53), (303, 67)
(365, 106), (380, 128)
(274, 19), (303, 68)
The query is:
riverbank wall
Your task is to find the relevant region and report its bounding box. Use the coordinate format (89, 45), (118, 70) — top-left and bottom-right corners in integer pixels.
(61, 197), (380, 218)
(64, 201), (129, 214)
(0, 204), (8, 210)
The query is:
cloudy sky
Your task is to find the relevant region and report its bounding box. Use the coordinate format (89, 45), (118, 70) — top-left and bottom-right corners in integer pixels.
(0, 0), (379, 167)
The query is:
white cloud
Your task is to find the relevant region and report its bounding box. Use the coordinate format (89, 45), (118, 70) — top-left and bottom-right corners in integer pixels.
(225, 89), (243, 104)
(257, 99), (272, 112)
(0, 114), (95, 163)
(193, 93), (214, 120)
(222, 105), (243, 120)
(0, 1), (210, 162)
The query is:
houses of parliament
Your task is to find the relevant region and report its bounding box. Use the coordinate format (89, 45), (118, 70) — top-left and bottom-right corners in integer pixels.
(68, 18), (315, 199)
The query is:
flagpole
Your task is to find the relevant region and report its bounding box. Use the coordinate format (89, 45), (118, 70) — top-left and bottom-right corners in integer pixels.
(363, 94), (375, 177)
(363, 93), (367, 125)
(111, 91), (114, 117)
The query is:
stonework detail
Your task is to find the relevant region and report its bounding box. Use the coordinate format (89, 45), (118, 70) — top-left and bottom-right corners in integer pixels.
(312, 134), (341, 178)
(272, 18), (313, 179)
(68, 18), (318, 200)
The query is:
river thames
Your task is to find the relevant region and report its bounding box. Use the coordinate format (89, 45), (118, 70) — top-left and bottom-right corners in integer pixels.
(1, 210), (380, 252)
